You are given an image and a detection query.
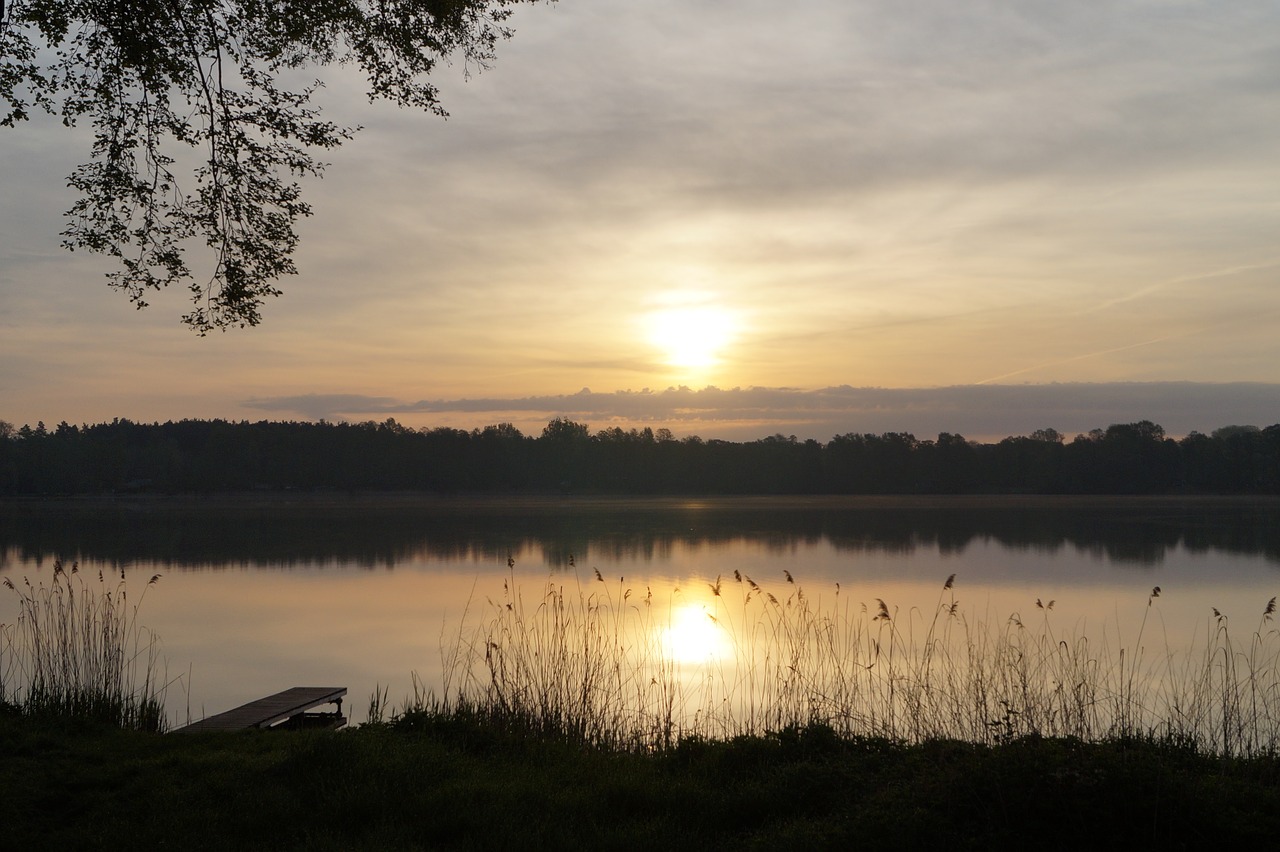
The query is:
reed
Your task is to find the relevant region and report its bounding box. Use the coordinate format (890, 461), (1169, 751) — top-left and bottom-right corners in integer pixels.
(1, 560), (169, 732)
(428, 571), (678, 749)
(423, 568), (1280, 756)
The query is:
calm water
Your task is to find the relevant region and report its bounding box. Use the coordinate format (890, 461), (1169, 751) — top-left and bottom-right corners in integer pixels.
(3, 495), (1280, 727)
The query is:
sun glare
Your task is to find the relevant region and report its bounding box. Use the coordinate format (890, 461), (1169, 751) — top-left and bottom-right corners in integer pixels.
(662, 602), (731, 664)
(645, 305), (736, 369)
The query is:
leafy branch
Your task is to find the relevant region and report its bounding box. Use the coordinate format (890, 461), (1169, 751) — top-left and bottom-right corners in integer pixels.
(1, 0), (536, 332)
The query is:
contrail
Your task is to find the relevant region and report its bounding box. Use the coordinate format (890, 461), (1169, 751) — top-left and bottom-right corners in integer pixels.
(979, 258), (1280, 383)
(1082, 259), (1280, 315)
(976, 335), (1179, 385)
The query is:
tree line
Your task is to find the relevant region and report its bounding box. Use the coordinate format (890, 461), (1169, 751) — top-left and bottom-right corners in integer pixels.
(1, 417), (1278, 496)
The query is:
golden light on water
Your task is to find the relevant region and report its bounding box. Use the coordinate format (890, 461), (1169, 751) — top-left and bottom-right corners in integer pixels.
(662, 602), (732, 664)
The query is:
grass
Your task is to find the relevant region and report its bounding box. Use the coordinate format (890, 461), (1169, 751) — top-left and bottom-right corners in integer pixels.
(5, 555), (1278, 759)
(5, 562), (1280, 847)
(0, 560), (170, 732)
(4, 710), (1280, 850)
(419, 568), (1280, 757)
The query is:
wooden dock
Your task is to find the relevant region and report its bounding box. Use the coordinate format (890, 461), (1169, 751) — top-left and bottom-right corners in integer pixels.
(175, 686), (347, 733)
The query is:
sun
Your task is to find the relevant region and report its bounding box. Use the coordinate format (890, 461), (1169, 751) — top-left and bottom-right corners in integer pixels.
(644, 304), (736, 369)
(662, 602), (732, 664)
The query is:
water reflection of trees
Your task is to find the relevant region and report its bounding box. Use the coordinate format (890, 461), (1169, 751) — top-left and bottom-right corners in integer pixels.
(2, 498), (1279, 570)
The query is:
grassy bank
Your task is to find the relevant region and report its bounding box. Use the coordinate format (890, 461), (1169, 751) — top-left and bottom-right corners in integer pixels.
(3, 710), (1280, 850)
(8, 562), (1280, 847)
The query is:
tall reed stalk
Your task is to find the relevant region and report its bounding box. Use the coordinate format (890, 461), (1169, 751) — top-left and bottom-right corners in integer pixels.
(1, 560), (169, 732)
(428, 568), (1280, 756)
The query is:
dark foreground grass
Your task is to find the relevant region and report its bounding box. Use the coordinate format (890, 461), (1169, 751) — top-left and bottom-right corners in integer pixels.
(4, 709), (1280, 851)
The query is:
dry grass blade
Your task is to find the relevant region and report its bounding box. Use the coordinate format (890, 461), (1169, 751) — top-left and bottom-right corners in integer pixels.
(399, 572), (1280, 758)
(0, 560), (171, 732)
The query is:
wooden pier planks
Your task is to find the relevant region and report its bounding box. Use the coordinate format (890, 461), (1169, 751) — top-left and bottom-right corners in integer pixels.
(176, 686), (347, 733)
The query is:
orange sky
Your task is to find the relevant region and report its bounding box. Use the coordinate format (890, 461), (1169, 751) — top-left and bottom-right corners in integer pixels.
(3, 1), (1280, 441)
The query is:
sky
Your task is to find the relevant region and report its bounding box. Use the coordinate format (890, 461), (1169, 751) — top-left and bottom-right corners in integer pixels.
(3, 0), (1280, 443)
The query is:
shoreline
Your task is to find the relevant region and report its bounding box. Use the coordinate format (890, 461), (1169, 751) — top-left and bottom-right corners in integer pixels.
(7, 491), (1280, 513)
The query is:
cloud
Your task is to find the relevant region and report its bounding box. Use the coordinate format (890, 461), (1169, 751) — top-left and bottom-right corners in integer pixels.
(243, 382), (1280, 442)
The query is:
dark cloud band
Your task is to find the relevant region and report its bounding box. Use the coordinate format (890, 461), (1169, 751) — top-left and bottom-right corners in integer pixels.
(243, 382), (1280, 441)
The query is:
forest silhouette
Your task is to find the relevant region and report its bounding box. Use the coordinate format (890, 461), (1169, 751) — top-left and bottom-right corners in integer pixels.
(2, 417), (1278, 496)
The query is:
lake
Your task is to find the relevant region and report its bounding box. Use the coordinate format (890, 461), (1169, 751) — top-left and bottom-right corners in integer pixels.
(4, 495), (1280, 735)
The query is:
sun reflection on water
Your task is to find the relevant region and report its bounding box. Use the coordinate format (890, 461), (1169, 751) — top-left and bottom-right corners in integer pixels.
(6, 518), (1280, 738)
(662, 602), (732, 664)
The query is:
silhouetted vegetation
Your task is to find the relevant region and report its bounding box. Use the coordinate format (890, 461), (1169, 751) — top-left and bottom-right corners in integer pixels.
(431, 572), (1280, 757)
(0, 561), (168, 732)
(6, 712), (1280, 850)
(1, 416), (1279, 496)
(8, 570), (1280, 848)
